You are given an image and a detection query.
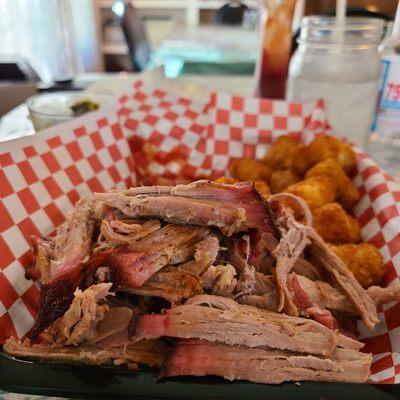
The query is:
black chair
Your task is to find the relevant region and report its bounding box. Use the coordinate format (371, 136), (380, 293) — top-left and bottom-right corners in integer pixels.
(214, 1), (249, 25)
(112, 1), (151, 72)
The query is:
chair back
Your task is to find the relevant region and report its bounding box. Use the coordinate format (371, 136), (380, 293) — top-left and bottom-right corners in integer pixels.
(113, 1), (151, 71)
(214, 1), (249, 25)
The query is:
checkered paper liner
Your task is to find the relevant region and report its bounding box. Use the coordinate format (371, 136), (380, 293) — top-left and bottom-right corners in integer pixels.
(118, 81), (328, 184)
(118, 81), (400, 384)
(0, 109), (136, 344)
(0, 80), (399, 384)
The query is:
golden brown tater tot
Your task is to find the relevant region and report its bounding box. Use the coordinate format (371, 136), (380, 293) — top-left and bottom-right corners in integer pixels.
(340, 179), (361, 211)
(229, 158), (272, 183)
(330, 243), (384, 288)
(270, 169), (301, 194)
(285, 176), (337, 211)
(263, 136), (302, 170)
(312, 202), (361, 244)
(305, 158), (348, 196)
(254, 180), (270, 198)
(288, 145), (312, 176)
(306, 135), (357, 174)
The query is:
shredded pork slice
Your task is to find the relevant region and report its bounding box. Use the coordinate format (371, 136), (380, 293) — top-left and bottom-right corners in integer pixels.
(124, 236), (220, 302)
(125, 267), (203, 303)
(293, 257), (322, 281)
(229, 228), (318, 283)
(235, 265), (276, 297)
(237, 294), (279, 311)
(88, 225), (208, 288)
(125, 224), (209, 253)
(43, 283), (134, 346)
(235, 266), (279, 311)
(96, 193), (247, 236)
(97, 219), (161, 248)
(227, 234), (252, 273)
(180, 236), (220, 276)
(4, 337), (167, 369)
(287, 273), (340, 331)
(299, 277), (400, 314)
(367, 285), (400, 309)
(42, 283), (112, 346)
(272, 210), (311, 316)
(170, 181), (280, 235)
(133, 295), (362, 356)
(308, 230), (379, 330)
(25, 237), (56, 283)
(296, 275), (354, 314)
(95, 181), (280, 237)
(161, 340), (372, 384)
(88, 249), (169, 288)
(90, 306), (133, 344)
(235, 270), (400, 318)
(201, 264), (237, 296)
(29, 199), (96, 339)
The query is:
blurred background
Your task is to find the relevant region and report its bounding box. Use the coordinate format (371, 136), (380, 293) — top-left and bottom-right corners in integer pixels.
(0, 0), (397, 83)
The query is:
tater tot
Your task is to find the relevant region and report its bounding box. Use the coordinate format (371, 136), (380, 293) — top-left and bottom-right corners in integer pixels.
(348, 215), (361, 243)
(340, 179), (361, 211)
(305, 158), (360, 210)
(255, 180), (270, 198)
(285, 176), (337, 211)
(305, 158), (348, 196)
(306, 135), (357, 174)
(330, 243), (384, 288)
(307, 136), (340, 165)
(263, 136), (302, 170)
(270, 169), (301, 194)
(214, 176), (238, 184)
(312, 202), (361, 244)
(337, 143), (357, 174)
(229, 158), (272, 183)
(288, 145), (312, 176)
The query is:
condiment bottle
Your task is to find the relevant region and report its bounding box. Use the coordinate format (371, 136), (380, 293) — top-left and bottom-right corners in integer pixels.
(254, 0), (296, 99)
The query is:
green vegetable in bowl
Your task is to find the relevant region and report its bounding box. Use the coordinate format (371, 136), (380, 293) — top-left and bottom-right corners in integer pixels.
(71, 100), (99, 116)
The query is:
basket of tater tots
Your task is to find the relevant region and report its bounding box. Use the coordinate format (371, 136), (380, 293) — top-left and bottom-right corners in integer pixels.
(1, 81), (400, 385)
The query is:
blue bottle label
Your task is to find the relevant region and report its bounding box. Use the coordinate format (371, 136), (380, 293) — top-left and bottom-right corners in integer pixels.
(372, 56), (400, 135)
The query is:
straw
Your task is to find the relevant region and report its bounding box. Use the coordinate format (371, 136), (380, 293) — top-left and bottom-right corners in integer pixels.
(335, 0), (347, 25)
(292, 0), (305, 32)
(334, 0), (346, 44)
(263, 0), (276, 14)
(392, 0), (400, 38)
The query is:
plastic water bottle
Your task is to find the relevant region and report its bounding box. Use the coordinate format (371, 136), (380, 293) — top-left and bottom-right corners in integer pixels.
(368, 8), (400, 181)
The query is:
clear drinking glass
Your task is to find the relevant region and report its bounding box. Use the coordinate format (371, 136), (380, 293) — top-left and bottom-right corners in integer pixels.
(287, 17), (384, 148)
(27, 92), (110, 131)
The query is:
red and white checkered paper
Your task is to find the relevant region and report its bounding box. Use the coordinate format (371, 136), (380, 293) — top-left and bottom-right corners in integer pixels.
(0, 109), (136, 343)
(1, 80), (399, 384)
(118, 81), (328, 184)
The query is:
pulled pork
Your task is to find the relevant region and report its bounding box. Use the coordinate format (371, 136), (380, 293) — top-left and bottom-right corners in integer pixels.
(6, 181), (400, 384)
